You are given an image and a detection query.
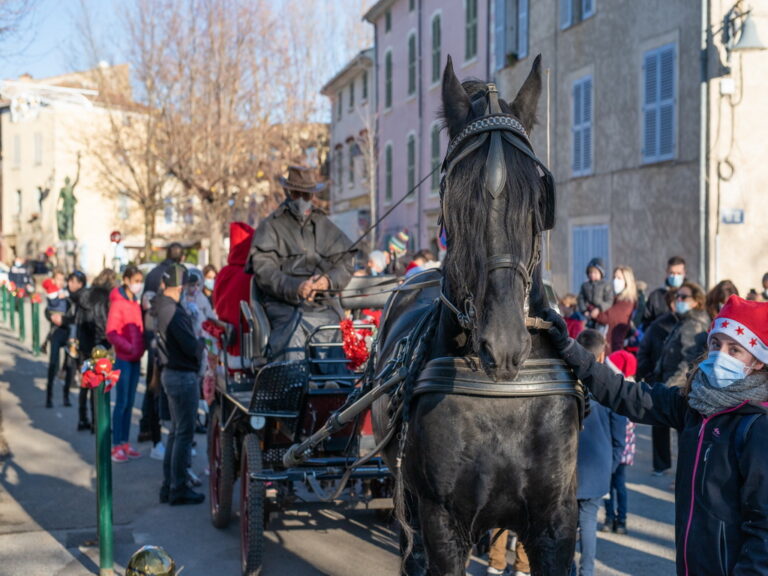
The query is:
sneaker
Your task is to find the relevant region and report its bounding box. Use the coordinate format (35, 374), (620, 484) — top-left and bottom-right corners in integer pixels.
(187, 468), (202, 487)
(600, 519), (615, 533)
(486, 568), (506, 575)
(122, 443), (142, 459)
(111, 447), (128, 463)
(652, 469), (668, 477)
(150, 442), (166, 461)
(169, 487), (205, 506)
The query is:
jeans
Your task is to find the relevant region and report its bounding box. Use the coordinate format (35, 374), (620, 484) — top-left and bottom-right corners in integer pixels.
(162, 369), (198, 494)
(112, 359), (141, 446)
(604, 463), (628, 523)
(46, 327), (74, 402)
(571, 497), (602, 576)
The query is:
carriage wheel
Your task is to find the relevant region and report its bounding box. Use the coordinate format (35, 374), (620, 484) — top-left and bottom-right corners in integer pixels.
(240, 433), (265, 576)
(208, 402), (235, 528)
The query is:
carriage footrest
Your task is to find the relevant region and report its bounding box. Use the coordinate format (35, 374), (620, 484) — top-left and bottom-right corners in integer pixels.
(248, 361), (309, 414)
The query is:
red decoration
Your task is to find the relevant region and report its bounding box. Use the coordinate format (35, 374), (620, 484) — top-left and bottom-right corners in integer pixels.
(721, 320), (730, 328)
(750, 338), (758, 347)
(30, 293), (42, 304)
(81, 357), (121, 392)
(340, 318), (374, 370)
(16, 288), (26, 298)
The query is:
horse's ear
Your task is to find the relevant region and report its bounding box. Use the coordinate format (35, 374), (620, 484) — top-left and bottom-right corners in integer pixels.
(442, 55), (471, 139)
(510, 54), (543, 134)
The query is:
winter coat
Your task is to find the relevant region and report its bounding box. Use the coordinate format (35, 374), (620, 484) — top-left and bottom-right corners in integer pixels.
(214, 221), (253, 327)
(154, 293), (200, 372)
(655, 308), (709, 388)
(106, 287), (145, 362)
(576, 400), (626, 500)
(642, 285), (672, 330)
(594, 299), (635, 353)
(76, 285), (112, 359)
(577, 279), (614, 316)
(637, 311), (679, 382)
(561, 341), (768, 576)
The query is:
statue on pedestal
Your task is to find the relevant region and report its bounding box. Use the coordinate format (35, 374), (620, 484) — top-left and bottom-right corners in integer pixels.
(57, 155), (80, 242)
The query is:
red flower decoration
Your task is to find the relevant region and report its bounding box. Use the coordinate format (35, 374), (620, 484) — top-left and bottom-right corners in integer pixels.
(30, 293), (43, 304)
(340, 318), (373, 370)
(81, 357), (121, 392)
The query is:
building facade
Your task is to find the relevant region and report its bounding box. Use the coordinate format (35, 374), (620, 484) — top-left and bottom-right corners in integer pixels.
(494, 0), (768, 295)
(365, 0), (490, 254)
(321, 49), (375, 246)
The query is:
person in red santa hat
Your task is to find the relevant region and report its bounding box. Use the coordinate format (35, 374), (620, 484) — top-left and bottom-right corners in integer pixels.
(540, 294), (768, 576)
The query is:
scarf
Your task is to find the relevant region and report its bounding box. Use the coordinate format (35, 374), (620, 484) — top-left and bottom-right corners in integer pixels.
(687, 369), (768, 417)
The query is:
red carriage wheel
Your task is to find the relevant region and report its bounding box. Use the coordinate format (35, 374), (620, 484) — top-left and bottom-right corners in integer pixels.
(208, 402), (235, 528)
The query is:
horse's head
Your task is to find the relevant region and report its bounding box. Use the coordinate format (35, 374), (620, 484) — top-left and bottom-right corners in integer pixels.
(440, 55), (554, 380)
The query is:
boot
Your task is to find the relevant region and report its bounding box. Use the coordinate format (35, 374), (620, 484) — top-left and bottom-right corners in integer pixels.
(615, 520), (628, 535)
(600, 518), (615, 533)
(63, 393), (71, 407)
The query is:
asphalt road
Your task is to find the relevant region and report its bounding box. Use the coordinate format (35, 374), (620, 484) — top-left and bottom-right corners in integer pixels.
(0, 325), (676, 575)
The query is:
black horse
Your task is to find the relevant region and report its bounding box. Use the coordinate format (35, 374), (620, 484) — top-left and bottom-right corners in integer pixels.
(371, 56), (580, 575)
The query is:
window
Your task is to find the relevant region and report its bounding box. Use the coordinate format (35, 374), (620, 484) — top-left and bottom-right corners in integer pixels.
(337, 93), (342, 120)
(33, 132), (43, 166)
(13, 134), (20, 167)
(643, 43), (676, 163)
(406, 133), (416, 197)
(560, 0), (595, 30)
(431, 14), (442, 84)
(348, 143), (356, 185)
(118, 192), (129, 220)
(572, 75), (593, 176)
(409, 0), (415, 11)
(384, 143), (393, 203)
(362, 70), (368, 101)
(494, 0), (528, 70)
(465, 0), (478, 61)
(16, 189), (22, 215)
(385, 10), (391, 33)
(385, 50), (393, 109)
(407, 33), (417, 96)
(430, 124), (441, 194)
(349, 81), (355, 110)
(164, 197), (174, 224)
(571, 224), (609, 293)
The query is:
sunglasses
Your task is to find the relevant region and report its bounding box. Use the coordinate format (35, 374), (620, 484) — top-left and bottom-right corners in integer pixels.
(676, 293), (693, 300)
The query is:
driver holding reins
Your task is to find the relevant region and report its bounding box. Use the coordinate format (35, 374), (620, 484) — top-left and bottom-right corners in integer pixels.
(246, 166), (354, 361)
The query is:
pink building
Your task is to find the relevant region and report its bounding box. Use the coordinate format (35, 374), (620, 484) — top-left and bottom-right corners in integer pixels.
(364, 0), (490, 253)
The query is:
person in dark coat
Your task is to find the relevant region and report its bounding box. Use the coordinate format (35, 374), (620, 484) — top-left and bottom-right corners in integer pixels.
(641, 255), (686, 331)
(571, 329), (626, 576)
(542, 294), (768, 576)
(650, 281), (710, 475)
(246, 166), (354, 361)
(47, 271), (86, 409)
(577, 258), (614, 324)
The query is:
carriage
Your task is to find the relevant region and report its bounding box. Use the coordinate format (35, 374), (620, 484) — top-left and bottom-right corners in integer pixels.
(204, 274), (398, 576)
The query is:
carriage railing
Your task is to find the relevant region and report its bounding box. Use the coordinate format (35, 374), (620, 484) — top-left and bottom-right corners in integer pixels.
(304, 323), (377, 385)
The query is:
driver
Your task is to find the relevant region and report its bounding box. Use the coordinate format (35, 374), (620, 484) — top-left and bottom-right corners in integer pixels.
(246, 166), (354, 361)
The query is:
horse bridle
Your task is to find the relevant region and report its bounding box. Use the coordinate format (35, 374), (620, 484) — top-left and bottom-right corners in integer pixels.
(439, 84), (555, 333)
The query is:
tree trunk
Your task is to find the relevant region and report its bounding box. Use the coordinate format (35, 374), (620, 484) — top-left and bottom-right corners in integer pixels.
(143, 205), (155, 263)
(208, 209), (225, 269)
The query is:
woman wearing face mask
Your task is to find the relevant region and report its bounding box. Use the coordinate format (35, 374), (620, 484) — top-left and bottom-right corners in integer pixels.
(590, 266), (638, 353)
(201, 264), (217, 304)
(106, 265), (146, 463)
(541, 295), (768, 576)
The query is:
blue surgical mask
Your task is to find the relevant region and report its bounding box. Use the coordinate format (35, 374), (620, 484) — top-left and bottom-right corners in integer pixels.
(667, 274), (684, 288)
(698, 351), (752, 388)
(675, 300), (691, 315)
(204, 278), (215, 291)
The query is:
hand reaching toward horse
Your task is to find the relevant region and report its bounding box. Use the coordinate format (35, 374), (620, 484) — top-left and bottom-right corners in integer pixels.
(538, 308), (571, 353)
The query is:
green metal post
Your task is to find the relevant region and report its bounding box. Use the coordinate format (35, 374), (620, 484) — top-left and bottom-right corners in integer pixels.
(18, 298), (26, 342)
(10, 295), (16, 331)
(95, 380), (114, 576)
(31, 301), (41, 356)
(1, 286), (7, 323)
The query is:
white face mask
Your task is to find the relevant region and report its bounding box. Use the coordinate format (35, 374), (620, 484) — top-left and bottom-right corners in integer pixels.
(129, 283), (144, 297)
(613, 278), (626, 294)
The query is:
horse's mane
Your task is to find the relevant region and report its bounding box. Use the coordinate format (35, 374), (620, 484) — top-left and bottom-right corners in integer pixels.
(440, 80), (547, 345)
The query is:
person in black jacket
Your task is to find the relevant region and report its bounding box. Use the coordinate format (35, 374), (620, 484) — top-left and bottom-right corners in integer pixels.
(641, 255), (686, 331)
(541, 294), (768, 576)
(155, 263), (204, 506)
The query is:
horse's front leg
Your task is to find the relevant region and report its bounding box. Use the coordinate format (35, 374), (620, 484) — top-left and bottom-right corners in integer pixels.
(419, 498), (472, 576)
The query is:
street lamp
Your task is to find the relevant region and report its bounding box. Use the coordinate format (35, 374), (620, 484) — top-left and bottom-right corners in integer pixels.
(721, 3), (767, 63)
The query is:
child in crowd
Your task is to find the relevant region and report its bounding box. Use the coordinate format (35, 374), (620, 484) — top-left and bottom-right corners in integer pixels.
(602, 350), (638, 535)
(577, 258), (614, 328)
(559, 293), (586, 339)
(41, 272), (68, 353)
(571, 329), (627, 576)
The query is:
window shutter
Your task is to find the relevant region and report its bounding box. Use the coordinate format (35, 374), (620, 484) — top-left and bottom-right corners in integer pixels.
(560, 0), (571, 29)
(582, 77), (592, 172)
(518, 0), (529, 59)
(572, 80), (583, 174)
(642, 51), (658, 160)
(385, 51), (393, 108)
(582, 0), (594, 18)
(385, 145), (393, 202)
(494, 0), (506, 70)
(571, 227), (590, 293)
(658, 45), (675, 158)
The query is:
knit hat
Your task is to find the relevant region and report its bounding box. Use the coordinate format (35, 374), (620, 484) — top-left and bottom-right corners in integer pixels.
(606, 350), (637, 378)
(708, 295), (768, 364)
(388, 230), (409, 257)
(585, 257), (605, 278)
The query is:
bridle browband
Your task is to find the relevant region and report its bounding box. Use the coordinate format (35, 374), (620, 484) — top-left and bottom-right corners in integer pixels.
(439, 83), (554, 335)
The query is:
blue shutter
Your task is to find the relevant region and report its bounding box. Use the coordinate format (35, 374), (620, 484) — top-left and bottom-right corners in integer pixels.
(643, 50), (659, 161)
(572, 80), (583, 174)
(582, 76), (593, 173)
(592, 226), (609, 270)
(560, 0), (571, 29)
(658, 44), (675, 159)
(582, 0), (595, 18)
(518, 0), (529, 59)
(494, 0), (506, 70)
(571, 225), (610, 293)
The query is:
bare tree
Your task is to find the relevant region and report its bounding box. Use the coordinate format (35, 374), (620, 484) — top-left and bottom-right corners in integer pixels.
(0, 0), (36, 40)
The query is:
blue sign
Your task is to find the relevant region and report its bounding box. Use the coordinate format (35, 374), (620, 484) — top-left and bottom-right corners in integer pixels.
(721, 209), (744, 225)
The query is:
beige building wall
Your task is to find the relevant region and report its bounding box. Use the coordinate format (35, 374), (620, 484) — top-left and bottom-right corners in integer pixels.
(497, 0), (705, 295)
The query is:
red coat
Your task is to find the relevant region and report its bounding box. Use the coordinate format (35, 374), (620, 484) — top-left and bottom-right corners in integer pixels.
(106, 286), (145, 362)
(595, 298), (635, 354)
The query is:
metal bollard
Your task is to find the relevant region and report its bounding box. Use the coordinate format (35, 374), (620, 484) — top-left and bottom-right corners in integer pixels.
(31, 300), (41, 356)
(10, 295), (16, 331)
(95, 378), (114, 575)
(1, 285), (7, 323)
(18, 297), (26, 342)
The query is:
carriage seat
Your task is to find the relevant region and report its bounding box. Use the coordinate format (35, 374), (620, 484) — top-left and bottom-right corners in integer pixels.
(338, 274), (399, 311)
(238, 277), (272, 366)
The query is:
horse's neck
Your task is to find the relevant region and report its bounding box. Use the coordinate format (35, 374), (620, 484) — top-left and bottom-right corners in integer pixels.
(431, 305), (472, 358)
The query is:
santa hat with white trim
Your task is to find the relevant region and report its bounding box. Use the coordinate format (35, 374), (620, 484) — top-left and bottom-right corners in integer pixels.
(708, 294), (768, 364)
